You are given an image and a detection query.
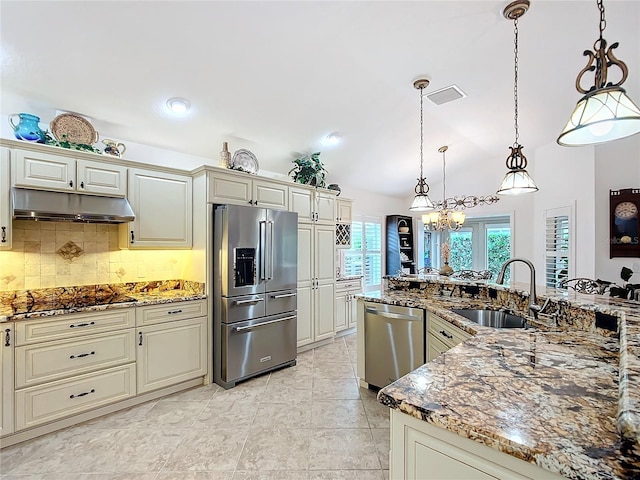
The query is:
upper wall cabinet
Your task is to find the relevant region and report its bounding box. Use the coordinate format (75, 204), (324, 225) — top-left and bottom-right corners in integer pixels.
(120, 168), (192, 249)
(208, 170), (288, 210)
(289, 186), (336, 224)
(12, 149), (127, 197)
(0, 149), (11, 250)
(336, 198), (352, 224)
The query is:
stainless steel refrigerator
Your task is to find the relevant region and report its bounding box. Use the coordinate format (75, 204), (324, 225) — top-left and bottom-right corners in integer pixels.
(213, 204), (298, 389)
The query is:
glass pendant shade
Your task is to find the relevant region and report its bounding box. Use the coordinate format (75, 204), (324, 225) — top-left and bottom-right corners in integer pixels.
(409, 192), (434, 212)
(557, 87), (640, 146)
(496, 168), (538, 195)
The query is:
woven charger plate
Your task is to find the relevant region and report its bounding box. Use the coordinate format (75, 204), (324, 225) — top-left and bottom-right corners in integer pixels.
(50, 113), (98, 144)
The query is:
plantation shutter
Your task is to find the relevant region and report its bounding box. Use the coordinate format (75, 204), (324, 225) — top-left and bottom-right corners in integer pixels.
(545, 207), (572, 288)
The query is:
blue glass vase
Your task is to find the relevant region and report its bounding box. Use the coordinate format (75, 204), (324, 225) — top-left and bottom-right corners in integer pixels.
(8, 113), (46, 143)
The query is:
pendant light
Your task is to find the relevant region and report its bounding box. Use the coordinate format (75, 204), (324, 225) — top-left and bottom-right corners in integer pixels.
(409, 79), (435, 212)
(557, 0), (640, 146)
(497, 0), (538, 196)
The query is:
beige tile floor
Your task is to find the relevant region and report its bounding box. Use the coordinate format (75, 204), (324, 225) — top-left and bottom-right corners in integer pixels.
(0, 334), (390, 480)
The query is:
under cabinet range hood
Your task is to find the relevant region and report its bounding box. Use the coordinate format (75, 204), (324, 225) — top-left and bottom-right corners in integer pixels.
(11, 188), (135, 223)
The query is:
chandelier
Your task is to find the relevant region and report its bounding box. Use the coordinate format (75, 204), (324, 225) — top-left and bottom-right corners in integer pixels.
(409, 79), (435, 212)
(497, 0), (538, 195)
(557, 0), (640, 146)
(423, 146), (499, 232)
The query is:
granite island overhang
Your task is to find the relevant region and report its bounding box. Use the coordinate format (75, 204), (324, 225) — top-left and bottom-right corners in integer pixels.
(361, 276), (640, 479)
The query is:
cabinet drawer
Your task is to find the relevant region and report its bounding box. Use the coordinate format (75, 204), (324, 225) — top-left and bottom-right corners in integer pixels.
(15, 330), (135, 388)
(136, 299), (207, 327)
(335, 280), (361, 293)
(428, 313), (471, 350)
(15, 364), (136, 431)
(15, 308), (136, 346)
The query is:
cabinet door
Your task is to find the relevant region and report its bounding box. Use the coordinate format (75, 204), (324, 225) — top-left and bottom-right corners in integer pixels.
(125, 168), (193, 248)
(427, 332), (449, 362)
(209, 172), (252, 206)
(315, 192), (336, 224)
(335, 292), (348, 332)
(252, 179), (288, 210)
(348, 292), (360, 329)
(137, 317), (207, 394)
(297, 223), (313, 284)
(296, 285), (313, 347)
(336, 199), (352, 223)
(1, 324), (14, 437)
(13, 149), (75, 191)
(289, 187), (313, 223)
(315, 282), (335, 341)
(315, 224), (336, 283)
(76, 159), (127, 197)
(0, 149), (11, 250)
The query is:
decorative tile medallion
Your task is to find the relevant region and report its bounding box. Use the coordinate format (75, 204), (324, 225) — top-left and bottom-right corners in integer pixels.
(56, 241), (84, 261)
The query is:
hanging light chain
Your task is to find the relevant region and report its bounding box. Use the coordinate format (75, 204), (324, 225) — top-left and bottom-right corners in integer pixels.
(441, 147), (447, 202)
(598, 0), (606, 40)
(419, 85), (424, 181)
(513, 15), (520, 147)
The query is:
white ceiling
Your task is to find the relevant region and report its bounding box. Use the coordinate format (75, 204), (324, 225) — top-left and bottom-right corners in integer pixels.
(1, 1), (639, 198)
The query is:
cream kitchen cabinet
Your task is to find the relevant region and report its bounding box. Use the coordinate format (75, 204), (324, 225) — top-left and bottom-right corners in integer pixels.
(121, 168), (193, 248)
(426, 312), (472, 362)
(12, 149), (127, 196)
(289, 186), (336, 224)
(1, 324), (14, 437)
(136, 300), (207, 394)
(390, 409), (564, 480)
(336, 198), (352, 224)
(208, 170), (289, 210)
(12, 308), (136, 432)
(296, 222), (335, 348)
(0, 148), (11, 250)
(335, 278), (362, 333)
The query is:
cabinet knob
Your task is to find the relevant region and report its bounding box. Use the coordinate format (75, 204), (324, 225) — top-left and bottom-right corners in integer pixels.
(69, 180), (74, 188)
(131, 231), (135, 243)
(80, 181), (85, 189)
(138, 332), (143, 346)
(248, 200), (253, 205)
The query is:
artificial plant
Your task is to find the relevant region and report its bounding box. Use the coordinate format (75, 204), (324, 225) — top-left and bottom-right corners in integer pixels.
(289, 152), (327, 188)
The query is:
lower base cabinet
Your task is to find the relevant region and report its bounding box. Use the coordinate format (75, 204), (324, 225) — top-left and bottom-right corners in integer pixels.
(390, 409), (564, 479)
(1, 299), (208, 446)
(426, 312), (472, 362)
(335, 279), (362, 333)
(137, 316), (207, 394)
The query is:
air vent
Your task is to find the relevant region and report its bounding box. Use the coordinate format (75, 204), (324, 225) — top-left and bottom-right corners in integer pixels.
(425, 85), (467, 105)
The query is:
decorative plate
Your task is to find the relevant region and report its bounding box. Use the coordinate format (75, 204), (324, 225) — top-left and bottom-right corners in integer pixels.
(50, 113), (99, 145)
(230, 149), (259, 174)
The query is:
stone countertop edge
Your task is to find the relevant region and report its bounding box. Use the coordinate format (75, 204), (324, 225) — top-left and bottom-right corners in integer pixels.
(336, 275), (363, 281)
(0, 292), (207, 322)
(365, 277), (640, 479)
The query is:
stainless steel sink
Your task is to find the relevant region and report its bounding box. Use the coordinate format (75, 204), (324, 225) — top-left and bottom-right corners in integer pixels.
(451, 309), (528, 328)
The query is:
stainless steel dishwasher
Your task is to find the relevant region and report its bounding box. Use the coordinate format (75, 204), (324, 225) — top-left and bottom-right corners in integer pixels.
(363, 301), (425, 389)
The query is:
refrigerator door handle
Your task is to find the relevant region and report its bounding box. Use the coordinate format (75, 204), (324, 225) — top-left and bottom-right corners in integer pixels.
(234, 315), (297, 332)
(270, 293), (297, 299)
(234, 297), (264, 305)
(259, 220), (267, 281)
(267, 220), (274, 280)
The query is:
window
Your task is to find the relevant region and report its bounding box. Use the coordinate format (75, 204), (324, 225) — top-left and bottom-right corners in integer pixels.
(545, 207), (573, 288)
(424, 216), (512, 281)
(343, 217), (382, 295)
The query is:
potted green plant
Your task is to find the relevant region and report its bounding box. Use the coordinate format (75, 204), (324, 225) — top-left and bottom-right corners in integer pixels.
(289, 152), (327, 188)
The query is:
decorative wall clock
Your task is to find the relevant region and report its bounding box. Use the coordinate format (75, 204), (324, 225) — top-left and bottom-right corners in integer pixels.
(610, 188), (640, 258)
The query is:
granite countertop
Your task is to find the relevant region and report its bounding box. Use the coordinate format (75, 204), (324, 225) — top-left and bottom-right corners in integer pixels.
(368, 277), (640, 479)
(336, 275), (363, 282)
(0, 280), (206, 322)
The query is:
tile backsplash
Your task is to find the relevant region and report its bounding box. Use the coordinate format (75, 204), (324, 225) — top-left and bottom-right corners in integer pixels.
(0, 221), (194, 291)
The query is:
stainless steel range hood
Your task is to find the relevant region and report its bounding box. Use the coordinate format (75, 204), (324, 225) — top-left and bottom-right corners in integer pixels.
(12, 188), (135, 224)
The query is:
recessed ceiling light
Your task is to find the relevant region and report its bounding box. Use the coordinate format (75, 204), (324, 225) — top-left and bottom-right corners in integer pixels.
(324, 132), (341, 146)
(166, 97), (191, 114)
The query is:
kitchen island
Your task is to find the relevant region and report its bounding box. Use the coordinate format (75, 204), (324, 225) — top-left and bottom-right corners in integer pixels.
(362, 276), (640, 479)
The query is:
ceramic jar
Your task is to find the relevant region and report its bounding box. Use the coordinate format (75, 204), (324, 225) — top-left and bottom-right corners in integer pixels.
(8, 113), (46, 143)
